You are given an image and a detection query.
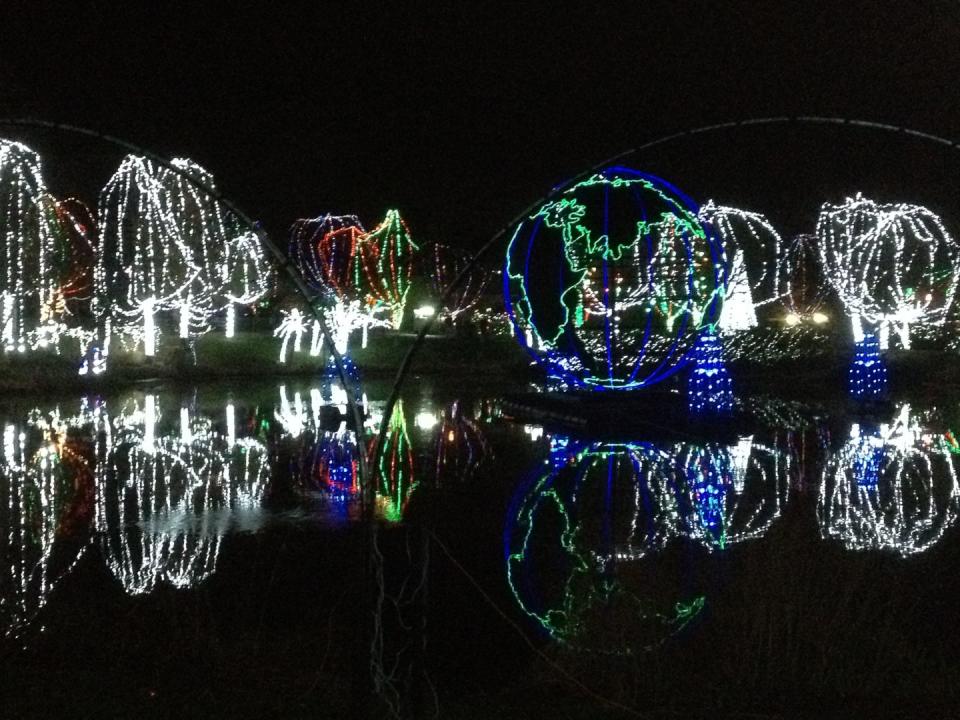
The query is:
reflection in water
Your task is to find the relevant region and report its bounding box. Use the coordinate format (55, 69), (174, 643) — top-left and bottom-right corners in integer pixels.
(308, 427), (360, 499)
(95, 397), (270, 594)
(505, 439), (703, 654)
(848, 332), (888, 400)
(372, 400), (416, 522)
(677, 437), (790, 551)
(432, 400), (491, 486)
(819, 404), (960, 556)
(1, 411), (93, 637)
(321, 354), (364, 408)
(505, 433), (793, 652)
(0, 384), (503, 638)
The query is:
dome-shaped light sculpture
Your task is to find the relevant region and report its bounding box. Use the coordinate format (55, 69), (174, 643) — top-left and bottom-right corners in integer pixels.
(699, 201), (783, 333)
(817, 195), (960, 349)
(819, 406), (960, 556)
(424, 242), (492, 323)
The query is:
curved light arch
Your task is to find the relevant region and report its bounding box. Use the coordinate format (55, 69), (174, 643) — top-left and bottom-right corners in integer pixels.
(374, 116), (960, 459)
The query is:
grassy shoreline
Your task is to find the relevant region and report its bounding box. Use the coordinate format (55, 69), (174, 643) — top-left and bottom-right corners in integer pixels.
(1, 329), (958, 413)
(0, 331), (534, 394)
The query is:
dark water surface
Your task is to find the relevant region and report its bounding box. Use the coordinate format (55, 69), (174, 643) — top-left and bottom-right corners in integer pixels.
(2, 375), (959, 718)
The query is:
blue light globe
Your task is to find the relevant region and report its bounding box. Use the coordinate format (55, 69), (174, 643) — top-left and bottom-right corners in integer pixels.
(505, 167), (727, 390)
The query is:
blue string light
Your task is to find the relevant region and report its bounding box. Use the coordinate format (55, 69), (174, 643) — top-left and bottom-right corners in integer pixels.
(848, 332), (887, 400)
(687, 330), (733, 415)
(682, 445), (731, 547)
(311, 429), (359, 500)
(321, 353), (362, 403)
(504, 166), (728, 391)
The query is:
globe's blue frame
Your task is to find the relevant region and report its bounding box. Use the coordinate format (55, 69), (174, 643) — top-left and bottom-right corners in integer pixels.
(504, 166), (727, 391)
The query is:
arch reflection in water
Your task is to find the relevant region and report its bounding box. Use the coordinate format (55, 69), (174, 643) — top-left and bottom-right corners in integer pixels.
(819, 404), (960, 556)
(505, 434), (792, 652)
(1, 411), (94, 637)
(95, 396), (269, 595)
(275, 382), (423, 517)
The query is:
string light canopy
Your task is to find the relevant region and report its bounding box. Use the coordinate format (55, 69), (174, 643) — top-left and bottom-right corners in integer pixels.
(819, 406), (960, 556)
(424, 242), (492, 323)
(97, 154), (197, 355)
(222, 229), (273, 337)
(50, 198), (97, 321)
(699, 201), (783, 333)
(289, 213), (367, 297)
(817, 194), (960, 349)
(285, 213), (388, 359)
(97, 154), (273, 359)
(505, 167), (728, 391)
(160, 159), (272, 338)
(0, 140), (60, 353)
(778, 233), (832, 327)
(360, 209), (420, 329)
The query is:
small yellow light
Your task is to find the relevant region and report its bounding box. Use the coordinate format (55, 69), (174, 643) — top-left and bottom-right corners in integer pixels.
(812, 312), (829, 324)
(784, 313), (801, 327)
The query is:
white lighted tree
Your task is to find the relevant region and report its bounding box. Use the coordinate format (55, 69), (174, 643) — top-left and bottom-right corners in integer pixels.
(699, 201), (784, 333)
(98, 155), (273, 359)
(0, 140), (60, 353)
(158, 159), (273, 340)
(97, 155), (198, 356)
(818, 405), (960, 556)
(817, 195), (960, 348)
(222, 230), (272, 338)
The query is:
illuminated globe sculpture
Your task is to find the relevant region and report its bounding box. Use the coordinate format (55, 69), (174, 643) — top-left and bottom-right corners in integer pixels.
(504, 438), (704, 653)
(505, 167), (727, 390)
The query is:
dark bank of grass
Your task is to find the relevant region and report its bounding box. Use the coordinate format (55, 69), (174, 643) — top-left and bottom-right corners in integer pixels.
(2, 323), (959, 410)
(0, 330), (533, 395)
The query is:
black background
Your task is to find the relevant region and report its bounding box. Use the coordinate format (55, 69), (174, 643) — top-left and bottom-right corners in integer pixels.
(2, 1), (959, 246)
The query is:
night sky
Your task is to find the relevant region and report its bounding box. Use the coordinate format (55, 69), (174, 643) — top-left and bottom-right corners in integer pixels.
(2, 2), (959, 248)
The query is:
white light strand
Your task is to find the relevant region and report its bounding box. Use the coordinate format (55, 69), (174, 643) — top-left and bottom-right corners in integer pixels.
(818, 194), (960, 349)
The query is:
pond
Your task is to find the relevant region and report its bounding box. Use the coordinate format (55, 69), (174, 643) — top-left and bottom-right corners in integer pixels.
(2, 373), (959, 718)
